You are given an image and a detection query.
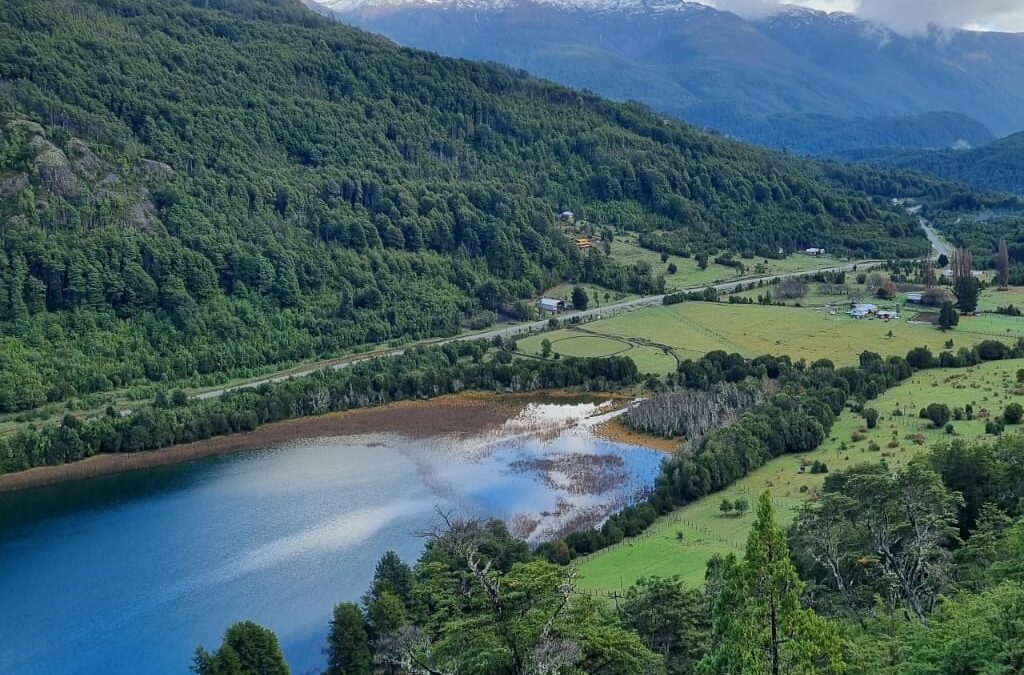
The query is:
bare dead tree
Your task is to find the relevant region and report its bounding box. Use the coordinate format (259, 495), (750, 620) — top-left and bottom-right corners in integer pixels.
(920, 258), (936, 288)
(624, 381), (773, 447)
(951, 248), (974, 281)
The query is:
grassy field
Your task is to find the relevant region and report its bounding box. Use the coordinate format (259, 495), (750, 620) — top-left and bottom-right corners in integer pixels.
(575, 359), (1024, 592)
(608, 238), (859, 292)
(518, 301), (1024, 374)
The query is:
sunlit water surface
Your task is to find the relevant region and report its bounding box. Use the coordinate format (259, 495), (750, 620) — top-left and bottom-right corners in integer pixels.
(0, 400), (660, 675)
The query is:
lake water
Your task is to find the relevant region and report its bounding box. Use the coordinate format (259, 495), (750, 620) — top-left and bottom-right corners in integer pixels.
(0, 400), (661, 675)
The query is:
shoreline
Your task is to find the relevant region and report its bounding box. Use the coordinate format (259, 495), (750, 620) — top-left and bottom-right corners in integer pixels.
(0, 390), (630, 493)
(594, 417), (680, 453)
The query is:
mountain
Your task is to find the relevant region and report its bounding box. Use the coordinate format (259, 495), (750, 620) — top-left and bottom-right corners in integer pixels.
(0, 0), (935, 413)
(320, 0), (1023, 153)
(842, 132), (1024, 195)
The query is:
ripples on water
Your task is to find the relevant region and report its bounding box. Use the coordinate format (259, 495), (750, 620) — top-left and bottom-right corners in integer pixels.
(0, 398), (660, 675)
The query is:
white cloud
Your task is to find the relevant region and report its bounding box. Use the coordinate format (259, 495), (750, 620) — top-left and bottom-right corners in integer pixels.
(707, 0), (1024, 34)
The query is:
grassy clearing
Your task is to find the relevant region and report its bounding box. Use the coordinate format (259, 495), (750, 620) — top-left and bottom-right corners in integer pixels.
(575, 359), (1024, 593)
(608, 238), (857, 292)
(519, 302), (1024, 374)
(540, 282), (638, 307)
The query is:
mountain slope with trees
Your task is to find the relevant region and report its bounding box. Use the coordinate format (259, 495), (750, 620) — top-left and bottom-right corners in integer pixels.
(323, 0), (1022, 153)
(845, 132), (1024, 195)
(0, 0), (932, 411)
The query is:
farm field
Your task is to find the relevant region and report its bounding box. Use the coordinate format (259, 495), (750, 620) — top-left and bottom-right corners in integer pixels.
(518, 301), (1024, 374)
(608, 238), (862, 292)
(576, 358), (1024, 593)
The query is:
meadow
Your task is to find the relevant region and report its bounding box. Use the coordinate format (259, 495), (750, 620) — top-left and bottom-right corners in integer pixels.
(518, 300), (1024, 374)
(608, 238), (859, 292)
(576, 358), (1024, 592)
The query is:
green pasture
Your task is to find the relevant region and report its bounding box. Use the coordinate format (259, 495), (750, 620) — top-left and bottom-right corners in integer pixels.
(575, 359), (1024, 593)
(519, 302), (1024, 374)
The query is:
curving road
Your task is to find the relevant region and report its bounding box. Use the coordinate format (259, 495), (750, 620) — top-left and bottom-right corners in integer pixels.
(195, 258), (884, 400)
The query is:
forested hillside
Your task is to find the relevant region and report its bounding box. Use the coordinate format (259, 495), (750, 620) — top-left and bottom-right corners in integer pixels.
(846, 132), (1024, 195)
(0, 0), (929, 411)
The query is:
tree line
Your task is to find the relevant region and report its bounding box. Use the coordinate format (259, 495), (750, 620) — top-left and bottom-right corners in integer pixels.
(0, 341), (638, 474)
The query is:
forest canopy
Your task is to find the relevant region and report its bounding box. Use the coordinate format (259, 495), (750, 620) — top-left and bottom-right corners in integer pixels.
(0, 0), (934, 409)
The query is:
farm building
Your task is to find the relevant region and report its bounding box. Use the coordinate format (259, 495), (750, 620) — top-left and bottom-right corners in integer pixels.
(905, 292), (924, 304)
(575, 237), (592, 250)
(848, 303), (878, 319)
(559, 211), (574, 221)
(537, 298), (566, 313)
(805, 247), (826, 256)
(877, 310), (899, 320)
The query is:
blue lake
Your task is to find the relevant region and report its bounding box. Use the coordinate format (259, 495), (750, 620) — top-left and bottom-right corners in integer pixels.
(0, 401), (661, 675)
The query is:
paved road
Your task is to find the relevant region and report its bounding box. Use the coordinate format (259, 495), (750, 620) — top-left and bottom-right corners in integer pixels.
(919, 217), (952, 260)
(195, 258), (884, 400)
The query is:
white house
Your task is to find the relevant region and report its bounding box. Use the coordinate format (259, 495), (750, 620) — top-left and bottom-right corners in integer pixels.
(805, 247), (826, 256)
(537, 298), (566, 313)
(905, 292), (924, 304)
(848, 303), (878, 319)
(877, 310), (899, 320)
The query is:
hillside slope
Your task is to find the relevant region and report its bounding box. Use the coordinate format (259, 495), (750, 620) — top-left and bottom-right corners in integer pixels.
(0, 0), (931, 412)
(323, 0), (1022, 151)
(844, 133), (1024, 195)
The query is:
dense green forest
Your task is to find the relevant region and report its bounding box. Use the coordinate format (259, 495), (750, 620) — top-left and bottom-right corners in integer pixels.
(192, 348), (1024, 674)
(846, 131), (1024, 195)
(0, 0), (941, 413)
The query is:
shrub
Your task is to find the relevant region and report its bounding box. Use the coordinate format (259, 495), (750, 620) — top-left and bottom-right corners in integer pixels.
(1004, 402), (1024, 425)
(864, 408), (879, 429)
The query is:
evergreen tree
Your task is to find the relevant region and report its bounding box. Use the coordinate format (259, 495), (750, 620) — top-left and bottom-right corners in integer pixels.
(698, 492), (843, 675)
(939, 301), (959, 330)
(955, 277), (979, 313)
(192, 621), (289, 675)
(571, 285), (589, 310)
(326, 603), (372, 675)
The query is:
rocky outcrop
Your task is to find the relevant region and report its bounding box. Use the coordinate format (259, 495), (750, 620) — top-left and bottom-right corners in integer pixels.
(136, 158), (173, 179)
(28, 135), (78, 197)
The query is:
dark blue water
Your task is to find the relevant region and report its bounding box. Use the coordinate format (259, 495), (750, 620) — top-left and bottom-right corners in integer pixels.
(0, 403), (660, 675)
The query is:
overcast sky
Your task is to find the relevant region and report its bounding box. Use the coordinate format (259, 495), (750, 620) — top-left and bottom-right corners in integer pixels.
(709, 0), (1024, 34)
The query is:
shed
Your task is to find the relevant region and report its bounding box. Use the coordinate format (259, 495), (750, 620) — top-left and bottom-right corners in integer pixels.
(537, 298), (565, 313)
(877, 310), (899, 320)
(905, 292), (924, 304)
(805, 247), (826, 256)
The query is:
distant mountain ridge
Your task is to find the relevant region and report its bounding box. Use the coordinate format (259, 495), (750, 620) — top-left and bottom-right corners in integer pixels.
(318, 0), (1024, 153)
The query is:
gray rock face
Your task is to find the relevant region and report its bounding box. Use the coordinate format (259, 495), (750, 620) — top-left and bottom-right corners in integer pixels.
(29, 136), (78, 197)
(136, 158), (173, 178)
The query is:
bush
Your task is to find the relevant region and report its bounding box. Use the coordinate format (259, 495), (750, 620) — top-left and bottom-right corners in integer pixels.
(864, 408), (879, 429)
(986, 420), (1005, 435)
(810, 460), (829, 474)
(924, 402), (952, 428)
(1004, 402), (1024, 425)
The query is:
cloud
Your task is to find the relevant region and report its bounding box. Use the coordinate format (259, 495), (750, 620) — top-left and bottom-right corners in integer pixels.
(706, 0), (1024, 34)
(853, 0), (1024, 34)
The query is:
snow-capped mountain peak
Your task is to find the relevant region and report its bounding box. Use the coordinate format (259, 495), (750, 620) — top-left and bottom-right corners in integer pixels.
(317, 0), (713, 15)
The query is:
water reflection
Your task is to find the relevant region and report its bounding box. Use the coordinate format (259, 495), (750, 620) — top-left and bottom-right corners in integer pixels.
(0, 398), (659, 675)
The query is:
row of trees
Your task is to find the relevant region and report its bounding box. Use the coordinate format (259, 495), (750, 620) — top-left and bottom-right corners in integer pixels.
(0, 341), (639, 474)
